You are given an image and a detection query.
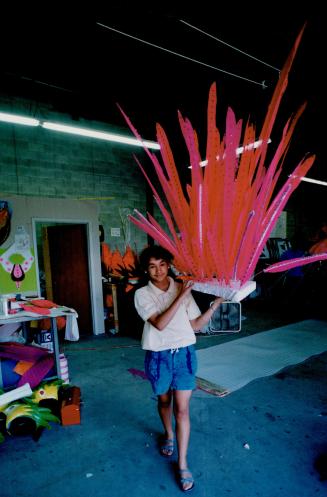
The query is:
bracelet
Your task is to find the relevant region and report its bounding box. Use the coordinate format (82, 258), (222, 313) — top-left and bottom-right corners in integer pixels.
(210, 302), (217, 313)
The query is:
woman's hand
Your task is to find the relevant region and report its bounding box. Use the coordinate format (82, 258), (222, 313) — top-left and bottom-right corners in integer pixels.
(190, 296), (224, 332)
(179, 280), (194, 298)
(148, 280), (194, 331)
(210, 297), (224, 312)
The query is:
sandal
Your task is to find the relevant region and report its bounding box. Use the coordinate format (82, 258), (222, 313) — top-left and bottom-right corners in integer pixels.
(159, 438), (174, 457)
(178, 468), (195, 492)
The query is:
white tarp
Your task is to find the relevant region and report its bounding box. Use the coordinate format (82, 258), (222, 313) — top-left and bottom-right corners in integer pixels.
(197, 319), (327, 395)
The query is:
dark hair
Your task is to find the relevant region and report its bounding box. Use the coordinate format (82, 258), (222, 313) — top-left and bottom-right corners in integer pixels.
(139, 245), (173, 270)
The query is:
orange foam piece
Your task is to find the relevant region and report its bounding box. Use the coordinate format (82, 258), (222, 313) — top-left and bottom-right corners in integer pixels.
(14, 360), (34, 375)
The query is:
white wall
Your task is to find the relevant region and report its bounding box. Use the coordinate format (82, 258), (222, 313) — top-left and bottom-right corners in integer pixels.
(0, 193), (105, 335)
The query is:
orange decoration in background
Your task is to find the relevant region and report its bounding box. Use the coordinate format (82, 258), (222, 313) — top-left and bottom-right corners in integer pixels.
(101, 243), (140, 281)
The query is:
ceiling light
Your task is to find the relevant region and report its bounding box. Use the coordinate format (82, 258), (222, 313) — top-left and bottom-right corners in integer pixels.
(42, 122), (160, 150)
(190, 139), (272, 168)
(0, 111), (39, 126)
(0, 110), (160, 150)
(236, 138), (271, 155)
(300, 177), (327, 187)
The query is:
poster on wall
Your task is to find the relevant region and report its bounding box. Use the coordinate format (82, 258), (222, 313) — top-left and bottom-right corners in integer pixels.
(0, 200), (12, 246)
(0, 225), (38, 295)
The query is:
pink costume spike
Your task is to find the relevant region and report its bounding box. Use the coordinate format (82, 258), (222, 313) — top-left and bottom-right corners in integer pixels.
(264, 253), (327, 273)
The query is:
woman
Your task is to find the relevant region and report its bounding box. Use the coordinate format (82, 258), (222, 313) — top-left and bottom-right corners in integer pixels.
(134, 245), (223, 492)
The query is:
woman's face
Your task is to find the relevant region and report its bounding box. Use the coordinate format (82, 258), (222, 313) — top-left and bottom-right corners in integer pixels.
(147, 257), (169, 284)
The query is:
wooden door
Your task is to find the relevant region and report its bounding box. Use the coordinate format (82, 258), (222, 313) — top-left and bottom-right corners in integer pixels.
(42, 224), (92, 335)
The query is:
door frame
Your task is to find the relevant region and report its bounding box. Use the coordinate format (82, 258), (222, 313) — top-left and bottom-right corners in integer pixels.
(32, 217), (102, 335)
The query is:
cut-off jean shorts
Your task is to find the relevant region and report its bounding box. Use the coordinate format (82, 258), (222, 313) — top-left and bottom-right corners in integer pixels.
(144, 345), (197, 395)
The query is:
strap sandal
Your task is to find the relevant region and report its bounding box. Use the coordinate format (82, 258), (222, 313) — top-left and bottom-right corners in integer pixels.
(159, 438), (174, 457)
(178, 468), (195, 492)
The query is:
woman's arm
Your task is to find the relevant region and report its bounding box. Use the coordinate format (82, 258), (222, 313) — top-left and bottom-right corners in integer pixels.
(190, 297), (224, 332)
(148, 281), (194, 331)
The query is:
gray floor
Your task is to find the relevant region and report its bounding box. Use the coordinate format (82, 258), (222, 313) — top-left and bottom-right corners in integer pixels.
(1, 300), (327, 497)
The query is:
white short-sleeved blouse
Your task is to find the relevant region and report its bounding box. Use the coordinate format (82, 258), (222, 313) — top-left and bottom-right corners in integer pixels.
(134, 277), (201, 351)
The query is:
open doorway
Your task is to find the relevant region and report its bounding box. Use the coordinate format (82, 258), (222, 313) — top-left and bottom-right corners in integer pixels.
(33, 220), (93, 336)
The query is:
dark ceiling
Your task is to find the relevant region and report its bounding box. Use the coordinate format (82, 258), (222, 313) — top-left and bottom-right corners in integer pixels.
(0, 4), (325, 211)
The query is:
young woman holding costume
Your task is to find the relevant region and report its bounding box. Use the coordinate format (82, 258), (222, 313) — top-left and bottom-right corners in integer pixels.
(134, 245), (223, 492)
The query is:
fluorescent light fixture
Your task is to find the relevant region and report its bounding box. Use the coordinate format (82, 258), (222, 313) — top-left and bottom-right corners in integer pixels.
(0, 110), (160, 150)
(0, 111), (39, 126)
(190, 139), (272, 168)
(42, 122), (160, 150)
(236, 138), (272, 155)
(300, 177), (327, 187)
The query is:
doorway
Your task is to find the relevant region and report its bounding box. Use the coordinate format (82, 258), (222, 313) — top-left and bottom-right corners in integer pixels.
(34, 221), (93, 336)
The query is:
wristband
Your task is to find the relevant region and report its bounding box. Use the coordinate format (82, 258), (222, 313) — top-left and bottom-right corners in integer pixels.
(210, 302), (217, 313)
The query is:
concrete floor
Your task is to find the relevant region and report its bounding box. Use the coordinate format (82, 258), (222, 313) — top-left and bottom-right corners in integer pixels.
(1, 299), (327, 497)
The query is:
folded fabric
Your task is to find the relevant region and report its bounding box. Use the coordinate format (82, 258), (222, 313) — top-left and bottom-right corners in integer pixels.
(0, 323), (22, 343)
(65, 313), (79, 341)
(29, 299), (59, 308)
(20, 304), (51, 315)
(0, 342), (54, 388)
(14, 360), (34, 375)
(17, 354), (54, 389)
(0, 342), (50, 361)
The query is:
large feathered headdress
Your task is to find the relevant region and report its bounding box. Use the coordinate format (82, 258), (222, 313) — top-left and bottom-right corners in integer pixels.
(119, 26), (326, 299)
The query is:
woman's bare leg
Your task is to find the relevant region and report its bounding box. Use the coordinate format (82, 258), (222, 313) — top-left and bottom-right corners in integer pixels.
(158, 391), (174, 454)
(173, 389), (194, 490)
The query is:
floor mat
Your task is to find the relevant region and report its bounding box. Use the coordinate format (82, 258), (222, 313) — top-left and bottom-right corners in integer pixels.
(196, 319), (327, 396)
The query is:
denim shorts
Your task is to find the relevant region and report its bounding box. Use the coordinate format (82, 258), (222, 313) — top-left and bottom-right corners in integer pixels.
(144, 345), (197, 395)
